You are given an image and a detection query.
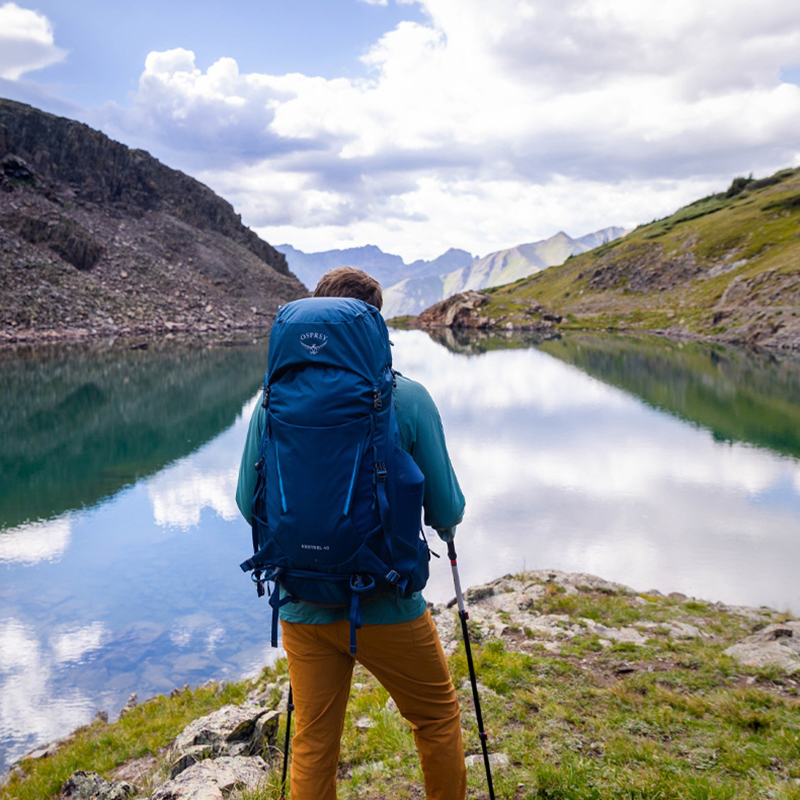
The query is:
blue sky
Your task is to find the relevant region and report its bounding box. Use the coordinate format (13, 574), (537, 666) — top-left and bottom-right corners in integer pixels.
(2, 0), (800, 261)
(5, 0), (425, 107)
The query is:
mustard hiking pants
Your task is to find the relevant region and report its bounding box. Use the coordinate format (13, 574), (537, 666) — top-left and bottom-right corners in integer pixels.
(280, 609), (467, 800)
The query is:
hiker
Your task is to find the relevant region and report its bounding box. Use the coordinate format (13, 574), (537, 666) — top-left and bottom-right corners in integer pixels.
(235, 266), (467, 800)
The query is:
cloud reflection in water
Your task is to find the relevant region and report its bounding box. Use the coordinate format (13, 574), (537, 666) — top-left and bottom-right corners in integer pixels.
(390, 331), (800, 614)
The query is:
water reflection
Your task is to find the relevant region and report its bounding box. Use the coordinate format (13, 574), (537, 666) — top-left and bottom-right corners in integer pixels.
(2, 330), (800, 771)
(401, 329), (800, 616)
(0, 338), (270, 533)
(429, 328), (800, 460)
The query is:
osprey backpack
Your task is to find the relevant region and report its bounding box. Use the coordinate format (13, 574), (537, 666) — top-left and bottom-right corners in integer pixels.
(240, 296), (430, 653)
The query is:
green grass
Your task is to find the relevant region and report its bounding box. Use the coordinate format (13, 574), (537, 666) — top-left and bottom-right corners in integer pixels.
(1, 682), (249, 800)
(3, 579), (799, 800)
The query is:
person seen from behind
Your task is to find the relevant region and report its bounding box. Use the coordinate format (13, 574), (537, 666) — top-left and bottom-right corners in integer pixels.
(235, 266), (467, 800)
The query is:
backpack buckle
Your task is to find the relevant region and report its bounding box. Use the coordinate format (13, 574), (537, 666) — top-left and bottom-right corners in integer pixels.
(373, 389), (382, 410)
(261, 386), (271, 409)
(385, 570), (400, 584)
(375, 462), (387, 481)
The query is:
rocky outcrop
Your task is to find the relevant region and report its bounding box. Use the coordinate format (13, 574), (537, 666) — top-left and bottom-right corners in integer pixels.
(416, 290), (491, 327)
(416, 290), (561, 332)
(168, 704), (279, 778)
(61, 771), (137, 800)
(150, 757), (267, 800)
(724, 622), (800, 672)
(7, 569), (796, 800)
(0, 100), (306, 343)
(55, 703), (278, 800)
(430, 570), (798, 674)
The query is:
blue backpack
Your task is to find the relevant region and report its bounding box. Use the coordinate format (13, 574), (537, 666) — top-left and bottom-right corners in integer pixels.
(240, 297), (430, 653)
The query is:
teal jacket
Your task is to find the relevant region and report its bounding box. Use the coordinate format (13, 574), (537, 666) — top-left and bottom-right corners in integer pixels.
(236, 372), (466, 625)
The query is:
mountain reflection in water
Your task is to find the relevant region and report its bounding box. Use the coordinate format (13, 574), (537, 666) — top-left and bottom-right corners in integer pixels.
(0, 338), (270, 531)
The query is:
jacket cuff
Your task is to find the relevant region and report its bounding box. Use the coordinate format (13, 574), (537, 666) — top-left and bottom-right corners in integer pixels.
(435, 526), (456, 542)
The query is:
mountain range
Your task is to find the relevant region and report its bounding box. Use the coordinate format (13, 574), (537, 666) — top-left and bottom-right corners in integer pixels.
(278, 227), (628, 318)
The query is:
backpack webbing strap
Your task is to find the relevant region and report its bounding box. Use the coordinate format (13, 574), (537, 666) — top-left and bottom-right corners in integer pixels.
(349, 593), (362, 655)
(348, 575), (375, 654)
(268, 583), (295, 648)
(375, 461), (393, 558)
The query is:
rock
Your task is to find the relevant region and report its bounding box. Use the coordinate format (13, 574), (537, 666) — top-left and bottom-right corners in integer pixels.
(465, 585), (495, 602)
(1, 153), (37, 181)
(416, 291), (491, 327)
(640, 621), (707, 639)
(95, 711), (109, 724)
(60, 770), (136, 800)
(119, 693), (138, 718)
(354, 716), (376, 731)
(384, 696), (399, 715)
(170, 704), (279, 776)
(724, 622), (800, 672)
(465, 752), (509, 768)
(23, 738), (67, 760)
(170, 751), (213, 780)
(150, 756), (267, 800)
(111, 754), (158, 784)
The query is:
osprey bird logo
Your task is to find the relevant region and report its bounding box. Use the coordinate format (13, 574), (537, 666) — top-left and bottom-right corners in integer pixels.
(300, 332), (328, 355)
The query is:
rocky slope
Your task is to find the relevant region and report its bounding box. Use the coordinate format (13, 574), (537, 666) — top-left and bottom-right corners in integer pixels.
(0, 99), (305, 343)
(414, 170), (800, 351)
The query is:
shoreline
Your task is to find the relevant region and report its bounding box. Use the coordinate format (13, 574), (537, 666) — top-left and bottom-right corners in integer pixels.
(4, 317), (799, 355)
(0, 321), (275, 349)
(4, 569), (799, 797)
(409, 319), (800, 353)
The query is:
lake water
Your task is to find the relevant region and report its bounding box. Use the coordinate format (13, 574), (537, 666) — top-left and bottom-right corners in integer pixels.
(2, 329), (800, 771)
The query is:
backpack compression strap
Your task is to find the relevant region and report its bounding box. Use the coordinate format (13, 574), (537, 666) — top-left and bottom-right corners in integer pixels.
(349, 575), (375, 654)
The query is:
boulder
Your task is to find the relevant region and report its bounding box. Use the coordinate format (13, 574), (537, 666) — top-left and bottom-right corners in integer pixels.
(169, 704), (279, 778)
(150, 756), (267, 800)
(724, 622), (800, 672)
(60, 771), (136, 800)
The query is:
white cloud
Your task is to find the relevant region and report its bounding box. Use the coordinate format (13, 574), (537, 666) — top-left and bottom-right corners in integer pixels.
(0, 517), (72, 565)
(95, 0), (800, 260)
(0, 3), (66, 80)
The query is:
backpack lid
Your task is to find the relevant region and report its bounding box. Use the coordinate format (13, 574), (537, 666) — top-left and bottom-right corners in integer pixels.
(267, 297), (392, 385)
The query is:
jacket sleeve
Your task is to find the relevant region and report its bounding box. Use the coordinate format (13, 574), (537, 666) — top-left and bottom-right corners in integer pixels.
(235, 402), (265, 525)
(394, 375), (465, 539)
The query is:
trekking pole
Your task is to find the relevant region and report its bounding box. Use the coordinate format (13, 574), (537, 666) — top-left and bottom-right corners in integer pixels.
(447, 540), (495, 800)
(279, 682), (293, 800)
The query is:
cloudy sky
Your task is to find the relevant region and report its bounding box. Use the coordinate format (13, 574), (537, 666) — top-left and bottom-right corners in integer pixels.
(2, 0), (800, 261)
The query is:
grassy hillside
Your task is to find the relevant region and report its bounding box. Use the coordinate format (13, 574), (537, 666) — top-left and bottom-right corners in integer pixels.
(432, 169), (800, 350)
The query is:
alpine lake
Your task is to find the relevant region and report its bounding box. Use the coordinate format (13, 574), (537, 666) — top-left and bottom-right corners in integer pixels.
(2, 327), (800, 772)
